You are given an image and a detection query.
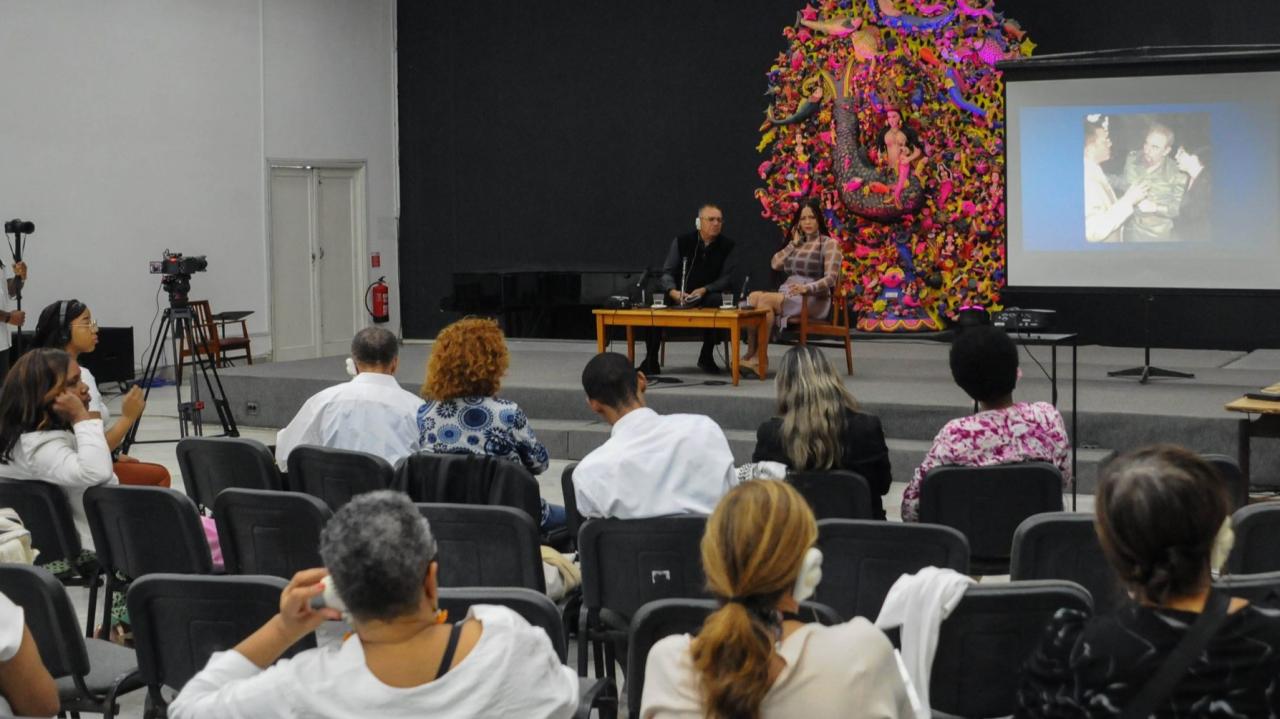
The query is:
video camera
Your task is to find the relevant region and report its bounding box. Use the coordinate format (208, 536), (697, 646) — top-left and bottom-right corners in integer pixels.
(150, 251), (208, 307)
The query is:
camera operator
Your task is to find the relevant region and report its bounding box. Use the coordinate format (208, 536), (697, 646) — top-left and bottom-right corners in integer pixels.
(0, 259), (28, 385)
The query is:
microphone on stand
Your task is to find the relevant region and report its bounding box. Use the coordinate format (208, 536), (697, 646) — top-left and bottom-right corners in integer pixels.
(680, 258), (689, 304)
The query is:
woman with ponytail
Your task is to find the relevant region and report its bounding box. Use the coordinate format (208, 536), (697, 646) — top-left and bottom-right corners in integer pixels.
(641, 480), (911, 719)
(1017, 445), (1280, 716)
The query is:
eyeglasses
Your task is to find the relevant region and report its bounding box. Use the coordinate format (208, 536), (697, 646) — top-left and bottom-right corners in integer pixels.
(71, 320), (98, 330)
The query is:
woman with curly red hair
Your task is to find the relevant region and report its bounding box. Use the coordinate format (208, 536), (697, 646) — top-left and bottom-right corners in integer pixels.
(418, 317), (564, 531)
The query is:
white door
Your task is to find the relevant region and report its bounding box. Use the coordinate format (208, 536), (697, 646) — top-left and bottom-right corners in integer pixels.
(268, 165), (366, 361)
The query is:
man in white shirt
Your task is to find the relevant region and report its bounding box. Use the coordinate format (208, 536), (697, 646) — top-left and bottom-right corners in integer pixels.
(1083, 115), (1147, 244)
(573, 352), (736, 519)
(275, 327), (424, 469)
(0, 259), (28, 385)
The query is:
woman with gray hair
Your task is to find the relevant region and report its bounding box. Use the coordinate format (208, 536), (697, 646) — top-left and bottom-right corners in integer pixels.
(170, 491), (579, 718)
(751, 345), (893, 518)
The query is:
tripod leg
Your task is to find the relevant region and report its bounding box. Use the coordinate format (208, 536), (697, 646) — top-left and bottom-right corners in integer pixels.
(185, 311), (240, 437)
(122, 311), (174, 453)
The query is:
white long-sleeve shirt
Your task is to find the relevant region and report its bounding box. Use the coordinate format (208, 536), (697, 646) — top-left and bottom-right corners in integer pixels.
(274, 372), (424, 469)
(573, 408), (735, 519)
(0, 419), (117, 548)
(168, 604), (579, 719)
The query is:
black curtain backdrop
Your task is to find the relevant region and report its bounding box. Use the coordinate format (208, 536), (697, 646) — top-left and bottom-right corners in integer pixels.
(398, 0), (1280, 347)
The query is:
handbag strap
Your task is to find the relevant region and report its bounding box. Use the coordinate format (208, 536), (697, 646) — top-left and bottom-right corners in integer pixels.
(1122, 589), (1231, 719)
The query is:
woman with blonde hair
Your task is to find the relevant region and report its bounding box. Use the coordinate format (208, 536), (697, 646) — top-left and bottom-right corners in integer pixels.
(641, 480), (912, 718)
(751, 345), (892, 518)
(417, 317), (563, 531)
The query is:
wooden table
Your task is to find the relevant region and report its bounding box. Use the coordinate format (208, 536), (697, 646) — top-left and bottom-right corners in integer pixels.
(593, 307), (770, 386)
(1225, 382), (1280, 485)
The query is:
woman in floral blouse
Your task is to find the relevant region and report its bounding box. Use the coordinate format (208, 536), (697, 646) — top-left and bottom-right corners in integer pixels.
(901, 325), (1070, 522)
(417, 317), (564, 531)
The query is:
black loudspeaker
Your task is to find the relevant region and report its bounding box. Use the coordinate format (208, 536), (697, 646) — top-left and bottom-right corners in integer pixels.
(16, 327), (136, 385)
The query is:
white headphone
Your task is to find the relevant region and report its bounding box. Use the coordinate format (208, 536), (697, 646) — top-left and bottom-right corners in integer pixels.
(695, 216), (702, 231)
(793, 547), (823, 602)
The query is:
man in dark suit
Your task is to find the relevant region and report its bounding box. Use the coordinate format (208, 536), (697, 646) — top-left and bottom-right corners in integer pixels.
(1174, 145), (1211, 242)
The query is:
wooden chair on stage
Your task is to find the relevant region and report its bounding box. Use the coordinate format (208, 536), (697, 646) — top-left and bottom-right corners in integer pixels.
(797, 287), (853, 375)
(177, 300), (253, 383)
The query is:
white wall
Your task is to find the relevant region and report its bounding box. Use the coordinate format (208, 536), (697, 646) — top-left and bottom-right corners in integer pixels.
(0, 0), (398, 365)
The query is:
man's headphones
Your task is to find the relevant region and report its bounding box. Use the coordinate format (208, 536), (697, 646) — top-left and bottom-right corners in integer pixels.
(793, 547), (823, 602)
(695, 216), (701, 231)
(57, 301), (72, 346)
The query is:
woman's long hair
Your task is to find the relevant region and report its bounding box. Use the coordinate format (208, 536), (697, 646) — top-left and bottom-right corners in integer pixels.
(786, 198), (829, 241)
(775, 345), (858, 470)
(0, 349), (73, 463)
(691, 480), (818, 718)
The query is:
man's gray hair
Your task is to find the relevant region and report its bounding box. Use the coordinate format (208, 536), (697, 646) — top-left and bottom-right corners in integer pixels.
(351, 326), (399, 367)
(319, 490), (437, 622)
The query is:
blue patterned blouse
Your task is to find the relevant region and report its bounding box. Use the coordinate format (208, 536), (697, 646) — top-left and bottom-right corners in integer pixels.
(416, 396), (550, 475)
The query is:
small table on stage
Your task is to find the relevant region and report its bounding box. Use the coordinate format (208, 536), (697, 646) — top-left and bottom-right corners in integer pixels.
(592, 307), (770, 386)
(1225, 384), (1280, 486)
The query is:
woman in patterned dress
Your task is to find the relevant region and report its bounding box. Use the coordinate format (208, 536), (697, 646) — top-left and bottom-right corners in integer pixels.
(742, 198), (843, 378)
(900, 325), (1070, 521)
(417, 317), (564, 532)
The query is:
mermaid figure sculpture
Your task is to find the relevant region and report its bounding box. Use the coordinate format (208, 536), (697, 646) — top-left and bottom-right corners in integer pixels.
(828, 68), (926, 221)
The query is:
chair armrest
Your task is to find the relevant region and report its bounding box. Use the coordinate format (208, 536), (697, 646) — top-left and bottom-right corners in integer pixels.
(576, 676), (615, 719)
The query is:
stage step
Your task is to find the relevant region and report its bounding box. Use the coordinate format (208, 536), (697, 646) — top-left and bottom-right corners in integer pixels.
(528, 418), (1115, 494)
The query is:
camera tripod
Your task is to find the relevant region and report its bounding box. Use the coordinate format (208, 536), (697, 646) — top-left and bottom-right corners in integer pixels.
(121, 302), (239, 452)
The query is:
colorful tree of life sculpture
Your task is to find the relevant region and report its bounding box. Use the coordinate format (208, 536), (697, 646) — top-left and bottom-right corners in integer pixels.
(756, 0), (1034, 331)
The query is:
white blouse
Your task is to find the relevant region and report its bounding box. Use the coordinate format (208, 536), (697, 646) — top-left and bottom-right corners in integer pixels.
(0, 419), (117, 548)
(641, 618), (913, 719)
(169, 604), (579, 719)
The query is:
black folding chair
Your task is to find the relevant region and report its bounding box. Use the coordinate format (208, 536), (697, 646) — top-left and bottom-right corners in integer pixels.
(0, 478), (103, 636)
(84, 485), (213, 634)
(176, 437), (282, 512)
(214, 488), (332, 577)
(577, 515), (708, 698)
(437, 587), (615, 719)
(1011, 511), (1127, 615)
(0, 564), (144, 719)
(1227, 502), (1280, 574)
(287, 445), (394, 511)
(920, 462), (1065, 574)
(931, 580), (1093, 718)
(787, 470), (874, 520)
(128, 574), (317, 718)
(1215, 570), (1280, 609)
(624, 597), (842, 718)
(417, 503), (544, 591)
(1202, 453), (1249, 511)
(816, 518), (969, 619)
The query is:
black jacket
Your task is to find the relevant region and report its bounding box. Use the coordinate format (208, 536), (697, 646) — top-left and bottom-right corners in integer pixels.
(659, 232), (737, 295)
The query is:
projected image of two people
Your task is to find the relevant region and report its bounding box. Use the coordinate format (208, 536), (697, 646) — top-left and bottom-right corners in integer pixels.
(1083, 113), (1210, 243)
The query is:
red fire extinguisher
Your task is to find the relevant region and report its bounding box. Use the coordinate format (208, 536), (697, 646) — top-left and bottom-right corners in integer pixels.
(367, 276), (390, 323)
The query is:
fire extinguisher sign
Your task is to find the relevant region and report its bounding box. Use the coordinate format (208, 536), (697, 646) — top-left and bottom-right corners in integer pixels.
(371, 252), (381, 268)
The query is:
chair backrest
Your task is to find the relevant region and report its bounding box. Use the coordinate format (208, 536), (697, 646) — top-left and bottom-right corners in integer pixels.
(213, 489), (332, 577)
(128, 574), (316, 693)
(176, 437), (282, 511)
(84, 485), (213, 578)
(437, 587), (565, 661)
(1201, 453), (1249, 512)
(919, 462), (1064, 569)
(816, 519), (969, 619)
(578, 516), (708, 622)
(625, 597), (843, 718)
(1011, 511), (1127, 615)
(1227, 502), (1280, 574)
(1214, 570), (1280, 609)
(931, 579), (1093, 718)
(787, 470), (873, 520)
(0, 564), (90, 678)
(187, 300), (219, 345)
(287, 445), (394, 510)
(561, 463), (584, 550)
(416, 503), (544, 592)
(393, 452), (541, 523)
(0, 478), (83, 565)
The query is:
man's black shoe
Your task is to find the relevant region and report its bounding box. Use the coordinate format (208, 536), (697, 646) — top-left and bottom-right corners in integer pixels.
(638, 358), (661, 376)
(697, 356), (722, 375)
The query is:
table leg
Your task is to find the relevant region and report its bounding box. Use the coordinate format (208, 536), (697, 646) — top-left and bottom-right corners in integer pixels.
(1051, 345), (1059, 407)
(1238, 418), (1251, 485)
(626, 327), (635, 363)
(1071, 341), (1078, 512)
(730, 321), (741, 386)
(595, 315), (606, 353)
(757, 315), (770, 379)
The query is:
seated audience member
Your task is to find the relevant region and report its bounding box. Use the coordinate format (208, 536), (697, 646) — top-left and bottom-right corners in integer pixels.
(901, 326), (1070, 521)
(170, 491), (578, 719)
(275, 326), (424, 469)
(418, 317), (564, 532)
(33, 299), (171, 487)
(641, 480), (913, 718)
(1017, 445), (1280, 715)
(574, 352), (736, 519)
(752, 345), (892, 519)
(0, 588), (59, 718)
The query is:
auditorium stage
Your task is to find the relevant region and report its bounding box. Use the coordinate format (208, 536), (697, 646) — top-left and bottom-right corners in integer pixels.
(217, 338), (1280, 495)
